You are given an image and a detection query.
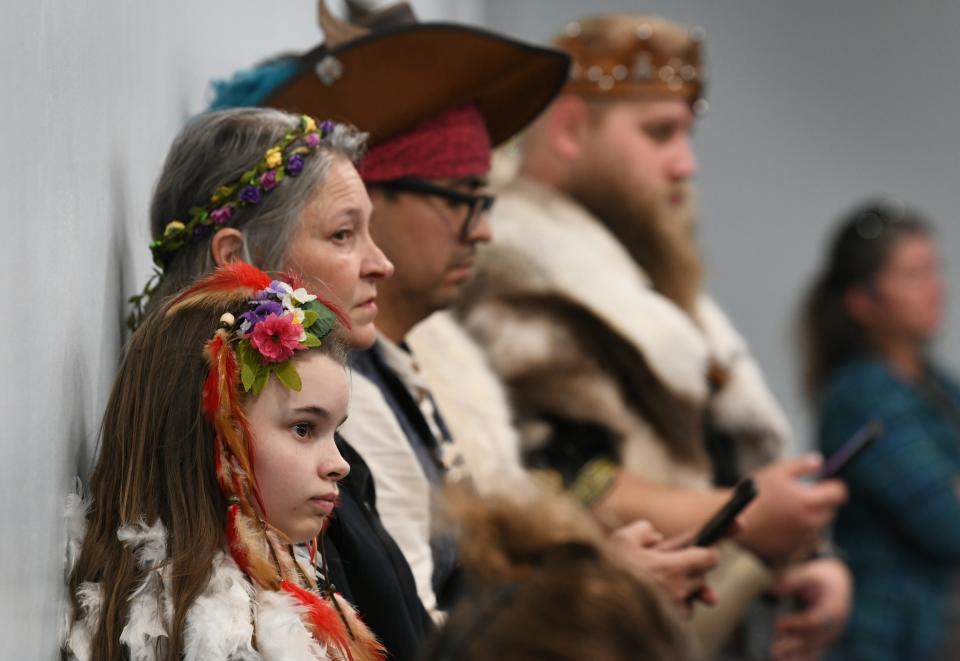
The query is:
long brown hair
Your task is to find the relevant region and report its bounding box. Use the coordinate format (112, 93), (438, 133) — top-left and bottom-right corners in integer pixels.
(67, 271), (346, 660)
(799, 200), (930, 399)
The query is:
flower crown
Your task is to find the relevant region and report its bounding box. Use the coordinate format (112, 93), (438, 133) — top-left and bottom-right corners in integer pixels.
(127, 114), (336, 331)
(224, 278), (339, 395)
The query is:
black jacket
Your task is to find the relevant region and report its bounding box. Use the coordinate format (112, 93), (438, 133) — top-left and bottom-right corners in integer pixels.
(323, 435), (434, 661)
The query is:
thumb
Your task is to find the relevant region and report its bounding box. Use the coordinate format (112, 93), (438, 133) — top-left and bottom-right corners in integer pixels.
(771, 566), (806, 597)
(779, 453), (824, 478)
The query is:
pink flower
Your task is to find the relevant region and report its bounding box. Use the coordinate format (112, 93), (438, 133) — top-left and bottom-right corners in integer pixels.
(249, 313), (303, 363)
(260, 170), (278, 191)
(305, 132), (320, 148)
(210, 206), (233, 224)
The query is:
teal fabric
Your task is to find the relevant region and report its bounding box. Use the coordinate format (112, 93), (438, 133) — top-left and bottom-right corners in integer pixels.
(820, 358), (960, 661)
(208, 59), (300, 110)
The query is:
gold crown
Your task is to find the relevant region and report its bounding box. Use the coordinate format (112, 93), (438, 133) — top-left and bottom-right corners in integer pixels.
(554, 14), (707, 112)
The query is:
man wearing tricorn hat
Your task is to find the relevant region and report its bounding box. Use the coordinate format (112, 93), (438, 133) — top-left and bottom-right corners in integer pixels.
(457, 13), (853, 659)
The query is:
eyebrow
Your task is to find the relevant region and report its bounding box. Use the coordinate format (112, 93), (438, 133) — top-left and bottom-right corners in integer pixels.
(291, 406), (332, 418)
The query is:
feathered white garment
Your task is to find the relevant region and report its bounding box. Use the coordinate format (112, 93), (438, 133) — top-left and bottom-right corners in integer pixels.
(61, 502), (336, 661)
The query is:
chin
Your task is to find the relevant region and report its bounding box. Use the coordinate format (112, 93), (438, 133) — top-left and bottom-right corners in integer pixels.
(345, 322), (378, 350)
(286, 523), (325, 545)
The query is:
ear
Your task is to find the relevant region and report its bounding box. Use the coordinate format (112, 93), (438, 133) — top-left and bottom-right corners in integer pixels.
(544, 94), (591, 162)
(210, 228), (246, 267)
(844, 284), (879, 325)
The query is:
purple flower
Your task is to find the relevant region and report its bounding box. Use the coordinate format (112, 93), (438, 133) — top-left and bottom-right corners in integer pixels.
(193, 224), (211, 237)
(238, 300), (284, 332)
(305, 132), (320, 148)
(210, 206), (233, 225)
(266, 281), (293, 296)
(287, 154), (304, 177)
(240, 185), (262, 204)
(260, 170), (278, 191)
(320, 119), (335, 135)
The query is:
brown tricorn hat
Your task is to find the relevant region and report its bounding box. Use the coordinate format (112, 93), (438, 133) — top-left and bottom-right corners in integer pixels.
(553, 14), (706, 111)
(262, 2), (571, 147)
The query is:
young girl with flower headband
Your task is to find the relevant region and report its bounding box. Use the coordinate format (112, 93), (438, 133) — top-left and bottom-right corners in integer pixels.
(64, 262), (385, 661)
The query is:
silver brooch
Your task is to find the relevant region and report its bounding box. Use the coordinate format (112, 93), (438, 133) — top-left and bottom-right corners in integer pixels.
(314, 55), (343, 86)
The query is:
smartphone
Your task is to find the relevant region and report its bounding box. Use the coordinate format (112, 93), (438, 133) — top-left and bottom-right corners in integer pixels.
(694, 477), (758, 547)
(815, 419), (883, 480)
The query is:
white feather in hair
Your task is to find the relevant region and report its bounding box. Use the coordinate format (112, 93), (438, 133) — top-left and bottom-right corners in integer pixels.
(117, 517), (167, 570)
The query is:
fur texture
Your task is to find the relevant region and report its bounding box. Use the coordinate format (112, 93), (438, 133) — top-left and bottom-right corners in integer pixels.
(62, 514), (359, 660)
(407, 311), (533, 496)
(459, 176), (787, 484)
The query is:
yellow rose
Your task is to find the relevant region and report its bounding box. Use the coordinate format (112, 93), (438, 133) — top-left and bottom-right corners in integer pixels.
(303, 116), (317, 133)
(163, 220), (186, 237)
(265, 147), (282, 169)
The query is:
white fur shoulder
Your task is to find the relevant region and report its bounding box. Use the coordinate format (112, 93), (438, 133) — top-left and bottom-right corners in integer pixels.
(408, 311), (532, 496)
(487, 177), (711, 404)
(61, 507), (334, 661)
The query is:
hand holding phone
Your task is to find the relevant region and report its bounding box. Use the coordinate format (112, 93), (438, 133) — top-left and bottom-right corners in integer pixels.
(694, 477), (758, 547)
(815, 419), (883, 481)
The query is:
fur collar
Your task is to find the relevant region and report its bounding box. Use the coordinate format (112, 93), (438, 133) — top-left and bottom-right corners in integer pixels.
(476, 176), (788, 464)
(62, 495), (336, 661)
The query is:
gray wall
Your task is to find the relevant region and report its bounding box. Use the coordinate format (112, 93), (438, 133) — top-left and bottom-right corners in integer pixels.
(2, 0), (958, 656)
(1, 1), (323, 656)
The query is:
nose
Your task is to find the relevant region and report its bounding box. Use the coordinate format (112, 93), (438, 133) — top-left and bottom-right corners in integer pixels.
(465, 208), (493, 244)
(362, 234), (395, 280)
(320, 442), (351, 483)
(669, 134), (698, 180)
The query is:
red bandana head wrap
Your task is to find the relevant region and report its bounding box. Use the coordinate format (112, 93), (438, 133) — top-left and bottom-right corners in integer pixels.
(360, 103), (492, 183)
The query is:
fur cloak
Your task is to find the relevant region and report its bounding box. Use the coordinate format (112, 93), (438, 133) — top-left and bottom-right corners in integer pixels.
(457, 176), (791, 653)
(459, 176), (788, 488)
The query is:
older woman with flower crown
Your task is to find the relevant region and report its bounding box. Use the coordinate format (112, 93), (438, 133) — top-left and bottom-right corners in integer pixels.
(127, 109), (433, 659)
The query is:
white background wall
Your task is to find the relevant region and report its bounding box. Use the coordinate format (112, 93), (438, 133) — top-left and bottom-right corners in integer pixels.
(2, 0), (958, 656)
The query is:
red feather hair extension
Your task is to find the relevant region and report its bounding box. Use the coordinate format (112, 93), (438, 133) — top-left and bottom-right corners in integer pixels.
(280, 580), (355, 661)
(226, 503), (253, 576)
(333, 593), (387, 661)
(171, 261), (272, 310)
(203, 330), (267, 515)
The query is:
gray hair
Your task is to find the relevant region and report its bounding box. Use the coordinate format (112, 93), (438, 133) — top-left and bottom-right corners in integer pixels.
(146, 107), (366, 310)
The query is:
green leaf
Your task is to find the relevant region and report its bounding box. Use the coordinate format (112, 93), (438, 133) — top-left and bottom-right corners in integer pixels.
(274, 360), (303, 391)
(302, 310), (319, 329)
(301, 333), (322, 348)
(240, 169), (257, 185)
(275, 167), (285, 183)
(304, 302), (336, 338)
(238, 341), (258, 391)
(251, 368), (270, 396)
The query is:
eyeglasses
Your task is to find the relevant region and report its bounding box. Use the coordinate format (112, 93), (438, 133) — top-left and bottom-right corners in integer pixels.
(377, 178), (495, 240)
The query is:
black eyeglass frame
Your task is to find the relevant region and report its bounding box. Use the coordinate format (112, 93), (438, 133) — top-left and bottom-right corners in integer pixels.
(376, 178), (495, 240)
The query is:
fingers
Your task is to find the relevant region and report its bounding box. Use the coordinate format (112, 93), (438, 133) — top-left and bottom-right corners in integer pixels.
(776, 610), (822, 637)
(611, 519), (663, 549)
(804, 479), (848, 510)
(779, 454), (824, 479)
(673, 546), (720, 574)
(770, 634), (819, 661)
(656, 530), (697, 551)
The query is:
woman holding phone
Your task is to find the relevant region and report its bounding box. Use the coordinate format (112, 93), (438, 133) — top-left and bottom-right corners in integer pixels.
(801, 200), (960, 660)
